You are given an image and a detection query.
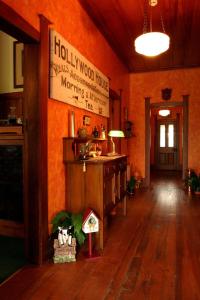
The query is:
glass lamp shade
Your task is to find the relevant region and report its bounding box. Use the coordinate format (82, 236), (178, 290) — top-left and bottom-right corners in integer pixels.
(134, 32), (170, 56)
(158, 109), (170, 117)
(107, 130), (125, 156)
(108, 130), (125, 138)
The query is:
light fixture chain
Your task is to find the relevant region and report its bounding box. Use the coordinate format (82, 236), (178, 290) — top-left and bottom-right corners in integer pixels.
(150, 3), (152, 32)
(143, 0), (149, 33)
(160, 13), (166, 33)
(134, 0), (170, 56)
(159, 1), (166, 33)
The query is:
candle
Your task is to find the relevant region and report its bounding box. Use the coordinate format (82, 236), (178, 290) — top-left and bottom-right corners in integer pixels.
(68, 111), (75, 137)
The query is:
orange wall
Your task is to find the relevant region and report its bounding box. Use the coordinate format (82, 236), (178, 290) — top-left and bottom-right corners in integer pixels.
(3, 0), (129, 228)
(129, 68), (200, 178)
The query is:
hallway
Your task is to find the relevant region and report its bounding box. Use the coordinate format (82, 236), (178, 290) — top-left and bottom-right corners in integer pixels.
(1, 172), (200, 299)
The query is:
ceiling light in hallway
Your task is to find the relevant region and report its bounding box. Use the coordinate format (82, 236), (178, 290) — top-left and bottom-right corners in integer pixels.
(158, 109), (170, 117)
(134, 0), (170, 56)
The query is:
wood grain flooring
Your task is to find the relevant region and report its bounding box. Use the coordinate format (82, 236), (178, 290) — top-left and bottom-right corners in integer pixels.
(1, 171), (200, 300)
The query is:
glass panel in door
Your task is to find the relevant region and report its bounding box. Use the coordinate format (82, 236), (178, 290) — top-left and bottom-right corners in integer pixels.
(156, 121), (177, 170)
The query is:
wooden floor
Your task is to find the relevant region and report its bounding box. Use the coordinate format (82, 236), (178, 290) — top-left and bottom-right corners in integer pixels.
(1, 171), (200, 299)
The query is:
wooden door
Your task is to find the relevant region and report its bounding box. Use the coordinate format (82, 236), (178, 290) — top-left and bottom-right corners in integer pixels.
(156, 120), (178, 170)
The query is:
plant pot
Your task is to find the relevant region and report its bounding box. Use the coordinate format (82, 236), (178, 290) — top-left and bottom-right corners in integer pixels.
(127, 188), (135, 197)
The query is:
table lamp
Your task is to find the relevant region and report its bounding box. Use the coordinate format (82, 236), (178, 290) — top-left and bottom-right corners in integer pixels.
(107, 130), (125, 156)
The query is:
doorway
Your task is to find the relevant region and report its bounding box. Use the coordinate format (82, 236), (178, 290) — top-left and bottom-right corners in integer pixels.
(152, 106), (183, 171)
(0, 2), (49, 271)
(145, 97), (189, 186)
(0, 30), (27, 282)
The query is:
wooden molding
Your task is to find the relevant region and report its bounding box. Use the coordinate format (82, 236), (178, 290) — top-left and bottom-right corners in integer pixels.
(109, 88), (121, 100)
(145, 97), (150, 187)
(0, 1), (39, 42)
(37, 14), (52, 263)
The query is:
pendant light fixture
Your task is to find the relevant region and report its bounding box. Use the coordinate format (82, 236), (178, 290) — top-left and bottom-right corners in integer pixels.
(158, 109), (170, 117)
(134, 0), (170, 56)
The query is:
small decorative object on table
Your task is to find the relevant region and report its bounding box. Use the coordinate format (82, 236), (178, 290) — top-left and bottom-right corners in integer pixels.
(8, 106), (17, 125)
(78, 127), (87, 138)
(92, 126), (99, 138)
(100, 124), (106, 139)
(96, 145), (102, 156)
(68, 110), (75, 137)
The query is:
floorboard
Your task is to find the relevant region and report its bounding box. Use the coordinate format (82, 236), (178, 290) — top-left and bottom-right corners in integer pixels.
(1, 171), (200, 299)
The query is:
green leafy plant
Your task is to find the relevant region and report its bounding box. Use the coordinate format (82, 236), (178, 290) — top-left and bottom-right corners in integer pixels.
(51, 211), (85, 246)
(190, 173), (200, 192)
(127, 176), (136, 194)
(187, 171), (200, 192)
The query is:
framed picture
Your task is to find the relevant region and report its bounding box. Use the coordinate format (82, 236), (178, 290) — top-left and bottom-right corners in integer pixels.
(13, 41), (24, 88)
(83, 115), (91, 126)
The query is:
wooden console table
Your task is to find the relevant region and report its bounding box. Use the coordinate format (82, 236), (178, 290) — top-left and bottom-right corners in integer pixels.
(64, 155), (127, 250)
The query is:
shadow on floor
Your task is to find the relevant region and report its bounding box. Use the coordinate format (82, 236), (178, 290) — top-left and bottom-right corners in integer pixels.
(0, 235), (27, 284)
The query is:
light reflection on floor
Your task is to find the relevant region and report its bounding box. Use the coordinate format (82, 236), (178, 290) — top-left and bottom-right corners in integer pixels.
(150, 170), (184, 209)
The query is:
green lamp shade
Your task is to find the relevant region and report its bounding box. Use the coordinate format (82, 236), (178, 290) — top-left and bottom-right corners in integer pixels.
(108, 130), (125, 138)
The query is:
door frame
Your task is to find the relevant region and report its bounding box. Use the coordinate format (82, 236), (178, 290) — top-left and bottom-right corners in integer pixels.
(0, 2), (50, 263)
(108, 88), (122, 153)
(145, 96), (189, 186)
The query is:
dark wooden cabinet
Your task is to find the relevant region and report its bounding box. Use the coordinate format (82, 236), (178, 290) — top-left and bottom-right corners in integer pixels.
(65, 152), (127, 250)
(0, 134), (24, 237)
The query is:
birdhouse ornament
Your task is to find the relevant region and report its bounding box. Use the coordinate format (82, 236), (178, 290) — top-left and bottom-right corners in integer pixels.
(82, 208), (100, 259)
(82, 208), (99, 233)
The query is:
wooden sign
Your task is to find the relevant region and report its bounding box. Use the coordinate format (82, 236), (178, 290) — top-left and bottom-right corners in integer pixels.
(50, 30), (109, 117)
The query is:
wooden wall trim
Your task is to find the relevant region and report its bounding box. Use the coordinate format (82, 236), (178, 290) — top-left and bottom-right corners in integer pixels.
(176, 113), (181, 170)
(0, 92), (22, 100)
(38, 15), (52, 263)
(145, 97), (150, 187)
(23, 44), (39, 263)
(109, 88), (121, 100)
(182, 95), (189, 180)
(151, 101), (183, 108)
(0, 1), (39, 42)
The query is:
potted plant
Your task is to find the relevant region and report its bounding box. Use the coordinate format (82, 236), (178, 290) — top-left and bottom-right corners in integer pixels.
(127, 176), (136, 196)
(187, 171), (200, 194)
